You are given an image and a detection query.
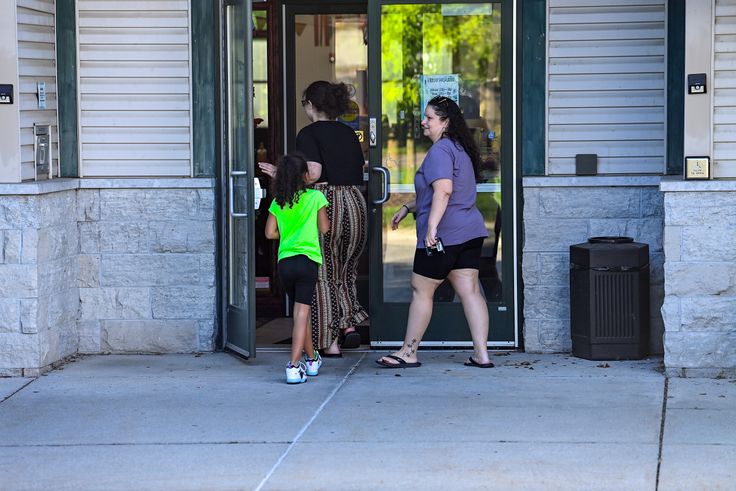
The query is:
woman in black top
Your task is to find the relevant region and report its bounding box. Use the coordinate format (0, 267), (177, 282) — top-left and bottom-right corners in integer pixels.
(259, 81), (368, 356)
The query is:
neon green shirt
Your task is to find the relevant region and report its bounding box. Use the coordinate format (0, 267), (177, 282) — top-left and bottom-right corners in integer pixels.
(268, 189), (329, 265)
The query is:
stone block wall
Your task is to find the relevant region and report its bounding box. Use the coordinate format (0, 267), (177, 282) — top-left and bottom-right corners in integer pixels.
(37, 190), (80, 371)
(1, 194), (42, 375)
(0, 179), (216, 375)
(77, 182), (216, 353)
(522, 177), (665, 354)
(0, 182), (80, 376)
(660, 180), (736, 378)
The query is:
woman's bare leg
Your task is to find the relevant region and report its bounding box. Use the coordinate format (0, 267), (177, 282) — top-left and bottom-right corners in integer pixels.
(378, 273), (443, 365)
(447, 268), (491, 364)
(323, 338), (341, 356)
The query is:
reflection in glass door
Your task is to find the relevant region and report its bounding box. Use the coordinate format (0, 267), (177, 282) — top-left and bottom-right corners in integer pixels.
(284, 5), (371, 314)
(223, 0), (255, 357)
(368, 1), (515, 346)
(287, 8), (370, 162)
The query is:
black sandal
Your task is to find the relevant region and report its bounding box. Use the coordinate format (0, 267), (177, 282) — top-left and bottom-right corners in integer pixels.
(340, 330), (362, 349)
(375, 354), (421, 368)
(464, 356), (494, 368)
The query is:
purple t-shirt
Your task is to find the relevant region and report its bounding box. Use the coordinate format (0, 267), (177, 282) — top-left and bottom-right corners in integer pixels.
(414, 138), (488, 248)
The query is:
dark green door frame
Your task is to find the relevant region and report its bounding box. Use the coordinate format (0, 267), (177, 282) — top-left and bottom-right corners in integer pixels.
(367, 0), (517, 347)
(56, 0), (78, 177)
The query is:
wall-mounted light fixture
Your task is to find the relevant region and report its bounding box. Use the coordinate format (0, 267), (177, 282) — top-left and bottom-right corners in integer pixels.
(687, 73), (707, 94)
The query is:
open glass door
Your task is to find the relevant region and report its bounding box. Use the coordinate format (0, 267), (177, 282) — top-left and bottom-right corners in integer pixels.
(282, 3), (371, 317)
(367, 1), (516, 347)
(223, 0), (256, 357)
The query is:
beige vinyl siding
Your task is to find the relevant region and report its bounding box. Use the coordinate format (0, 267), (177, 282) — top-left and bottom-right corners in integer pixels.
(17, 0), (59, 181)
(77, 0), (192, 177)
(713, 0), (736, 178)
(547, 0), (666, 175)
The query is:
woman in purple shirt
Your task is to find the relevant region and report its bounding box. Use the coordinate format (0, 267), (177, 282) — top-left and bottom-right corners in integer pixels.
(376, 96), (493, 369)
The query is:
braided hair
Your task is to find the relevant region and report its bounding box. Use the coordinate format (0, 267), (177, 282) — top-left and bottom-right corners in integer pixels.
(427, 96), (481, 180)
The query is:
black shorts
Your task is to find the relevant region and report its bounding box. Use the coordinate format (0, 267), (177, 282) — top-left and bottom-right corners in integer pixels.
(278, 255), (319, 305)
(413, 237), (485, 280)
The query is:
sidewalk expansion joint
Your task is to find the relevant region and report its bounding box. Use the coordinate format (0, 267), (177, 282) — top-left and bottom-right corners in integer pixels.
(0, 378), (38, 405)
(0, 441), (296, 448)
(655, 377), (669, 491)
(254, 352), (367, 491)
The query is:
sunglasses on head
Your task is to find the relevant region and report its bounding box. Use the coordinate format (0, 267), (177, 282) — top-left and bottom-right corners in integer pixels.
(301, 99), (309, 106)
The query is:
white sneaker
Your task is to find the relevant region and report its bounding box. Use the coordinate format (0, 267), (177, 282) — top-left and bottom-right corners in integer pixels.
(285, 361), (307, 384)
(305, 352), (322, 376)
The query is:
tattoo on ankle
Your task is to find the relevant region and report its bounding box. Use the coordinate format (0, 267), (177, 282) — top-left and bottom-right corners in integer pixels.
(405, 339), (417, 356)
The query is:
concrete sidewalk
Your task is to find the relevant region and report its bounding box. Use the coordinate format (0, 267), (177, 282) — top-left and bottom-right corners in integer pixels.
(0, 351), (733, 491)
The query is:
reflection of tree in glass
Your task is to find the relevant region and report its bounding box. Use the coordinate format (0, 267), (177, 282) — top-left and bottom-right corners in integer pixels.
(381, 5), (501, 185)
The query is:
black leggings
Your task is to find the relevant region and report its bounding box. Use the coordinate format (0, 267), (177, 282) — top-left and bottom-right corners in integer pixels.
(278, 255), (319, 305)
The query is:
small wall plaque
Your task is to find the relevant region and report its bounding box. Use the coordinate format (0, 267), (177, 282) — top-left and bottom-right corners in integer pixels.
(684, 156), (710, 180)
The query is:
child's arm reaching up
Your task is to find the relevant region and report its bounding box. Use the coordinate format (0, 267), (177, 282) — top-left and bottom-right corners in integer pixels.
(265, 212), (279, 239)
(318, 207), (329, 234)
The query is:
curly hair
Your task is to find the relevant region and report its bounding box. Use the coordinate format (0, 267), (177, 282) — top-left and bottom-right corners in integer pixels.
(427, 96), (481, 180)
(271, 153), (309, 209)
(303, 81), (351, 119)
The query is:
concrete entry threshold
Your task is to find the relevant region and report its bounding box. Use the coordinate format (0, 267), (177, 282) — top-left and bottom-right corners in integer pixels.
(0, 352), (734, 490)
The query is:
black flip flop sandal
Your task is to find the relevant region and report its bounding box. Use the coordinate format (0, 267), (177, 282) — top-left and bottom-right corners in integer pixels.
(340, 331), (362, 349)
(375, 354), (421, 368)
(464, 356), (494, 368)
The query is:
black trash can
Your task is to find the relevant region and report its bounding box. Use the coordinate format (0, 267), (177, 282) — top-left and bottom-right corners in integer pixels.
(570, 236), (650, 360)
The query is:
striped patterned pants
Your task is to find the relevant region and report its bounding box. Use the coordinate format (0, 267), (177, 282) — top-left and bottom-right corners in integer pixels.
(311, 184), (368, 350)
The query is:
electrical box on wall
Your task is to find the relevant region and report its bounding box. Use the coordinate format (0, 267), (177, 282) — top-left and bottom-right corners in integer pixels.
(34, 123), (53, 180)
(575, 154), (598, 176)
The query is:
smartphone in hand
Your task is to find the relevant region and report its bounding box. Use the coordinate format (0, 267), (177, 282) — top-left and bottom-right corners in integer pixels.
(425, 237), (444, 256)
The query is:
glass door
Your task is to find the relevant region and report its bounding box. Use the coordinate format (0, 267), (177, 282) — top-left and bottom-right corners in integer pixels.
(223, 0), (256, 357)
(283, 3), (371, 313)
(367, 1), (516, 347)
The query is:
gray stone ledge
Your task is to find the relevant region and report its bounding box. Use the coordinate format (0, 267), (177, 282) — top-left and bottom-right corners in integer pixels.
(0, 178), (214, 196)
(523, 176), (662, 188)
(660, 177), (736, 192)
(0, 179), (78, 196)
(79, 178), (214, 189)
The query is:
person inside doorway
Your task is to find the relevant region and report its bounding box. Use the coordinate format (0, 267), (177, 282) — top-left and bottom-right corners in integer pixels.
(376, 96), (493, 369)
(259, 81), (368, 358)
(265, 154), (330, 384)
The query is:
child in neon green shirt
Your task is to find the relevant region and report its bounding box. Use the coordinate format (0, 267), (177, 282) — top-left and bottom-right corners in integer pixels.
(266, 154), (329, 384)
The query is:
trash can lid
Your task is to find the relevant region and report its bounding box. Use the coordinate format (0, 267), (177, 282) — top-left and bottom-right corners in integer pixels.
(588, 236), (633, 244)
(570, 237), (649, 269)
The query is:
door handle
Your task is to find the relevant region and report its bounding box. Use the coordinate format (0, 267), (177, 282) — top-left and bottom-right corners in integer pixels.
(371, 166), (390, 205)
(254, 177), (267, 209)
(229, 170), (248, 218)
